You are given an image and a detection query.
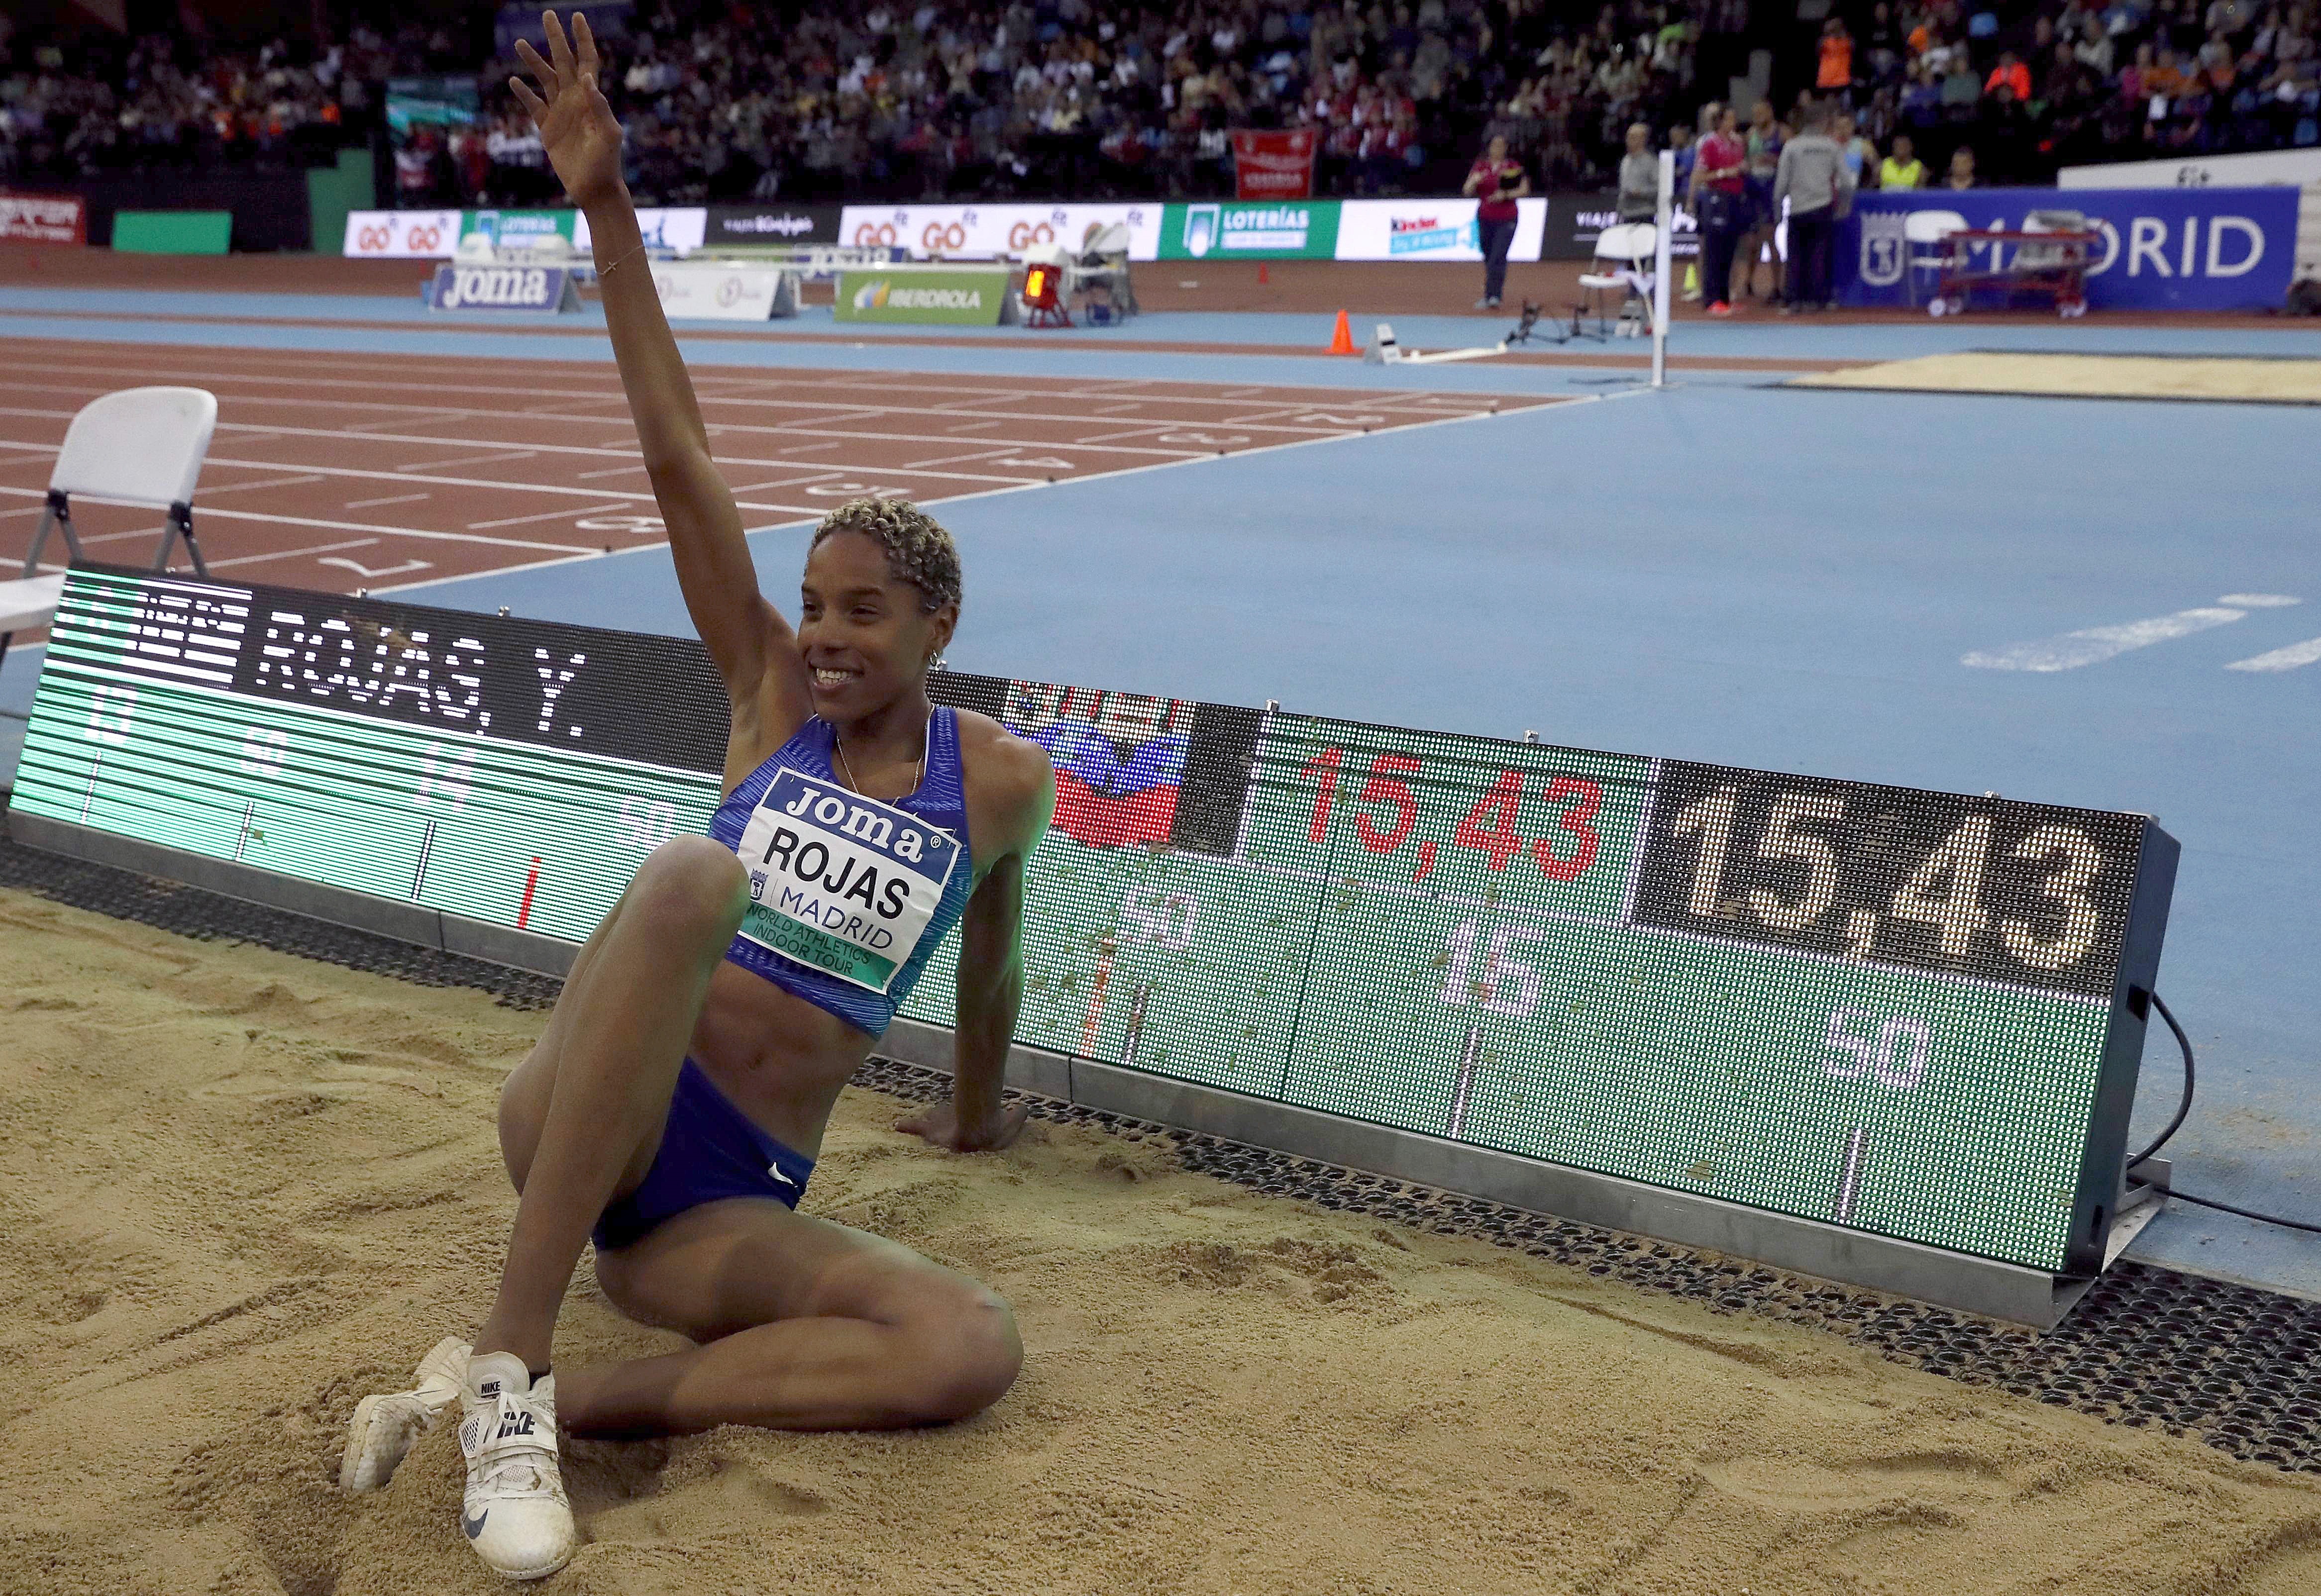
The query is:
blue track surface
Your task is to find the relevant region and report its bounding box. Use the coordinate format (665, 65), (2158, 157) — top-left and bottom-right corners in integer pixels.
(4, 289), (2315, 1300)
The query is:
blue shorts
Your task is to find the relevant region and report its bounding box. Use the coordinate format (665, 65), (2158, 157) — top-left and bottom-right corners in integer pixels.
(592, 1058), (817, 1252)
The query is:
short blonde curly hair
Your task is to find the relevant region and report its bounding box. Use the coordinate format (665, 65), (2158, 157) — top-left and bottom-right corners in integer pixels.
(809, 497), (961, 614)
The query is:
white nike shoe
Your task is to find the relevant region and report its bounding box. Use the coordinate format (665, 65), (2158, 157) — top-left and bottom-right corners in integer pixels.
(456, 1351), (577, 1581)
(339, 1334), (471, 1492)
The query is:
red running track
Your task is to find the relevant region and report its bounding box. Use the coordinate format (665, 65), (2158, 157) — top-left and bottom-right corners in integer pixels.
(0, 338), (1560, 644)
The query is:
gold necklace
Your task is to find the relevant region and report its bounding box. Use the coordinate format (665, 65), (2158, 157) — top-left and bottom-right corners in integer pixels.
(832, 713), (928, 800)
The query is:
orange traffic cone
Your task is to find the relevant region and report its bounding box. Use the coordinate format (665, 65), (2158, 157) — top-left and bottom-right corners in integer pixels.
(1258, 262), (1269, 285)
(1327, 309), (1356, 355)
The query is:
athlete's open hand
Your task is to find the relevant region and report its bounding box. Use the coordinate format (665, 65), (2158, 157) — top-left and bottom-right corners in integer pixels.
(895, 1097), (1031, 1153)
(509, 10), (623, 210)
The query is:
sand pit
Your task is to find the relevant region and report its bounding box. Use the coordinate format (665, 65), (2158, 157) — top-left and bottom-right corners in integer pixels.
(1788, 351), (2321, 405)
(4, 883), (2321, 1595)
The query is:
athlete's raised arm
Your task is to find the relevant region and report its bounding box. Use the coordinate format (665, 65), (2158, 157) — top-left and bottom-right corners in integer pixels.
(512, 12), (808, 752)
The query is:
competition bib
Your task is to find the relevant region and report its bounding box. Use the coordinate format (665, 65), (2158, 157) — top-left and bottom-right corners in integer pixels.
(732, 769), (962, 994)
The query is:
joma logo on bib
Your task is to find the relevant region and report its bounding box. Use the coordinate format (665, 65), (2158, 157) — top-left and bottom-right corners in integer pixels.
(731, 769), (960, 993)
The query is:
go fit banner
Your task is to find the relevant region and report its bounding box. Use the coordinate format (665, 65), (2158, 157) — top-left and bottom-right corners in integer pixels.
(839, 203), (1162, 262)
(343, 209), (460, 259)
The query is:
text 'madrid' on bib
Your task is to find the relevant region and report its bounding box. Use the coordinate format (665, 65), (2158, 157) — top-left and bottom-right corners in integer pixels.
(732, 768), (962, 994)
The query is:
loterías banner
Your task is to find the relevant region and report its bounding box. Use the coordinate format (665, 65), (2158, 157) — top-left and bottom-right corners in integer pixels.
(1230, 129), (1316, 202)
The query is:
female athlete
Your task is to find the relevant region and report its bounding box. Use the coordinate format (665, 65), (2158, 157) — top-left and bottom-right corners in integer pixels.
(336, 12), (1055, 1580)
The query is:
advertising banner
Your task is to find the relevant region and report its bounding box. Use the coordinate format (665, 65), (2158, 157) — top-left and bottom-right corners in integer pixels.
(2058, 149), (2321, 190)
(457, 207), (578, 259)
(385, 75), (479, 136)
(343, 208), (460, 259)
(426, 263), (584, 311)
(1231, 128), (1317, 201)
(572, 205), (707, 257)
(839, 202), (1161, 262)
(1544, 191), (1698, 260)
(495, 0), (633, 56)
(653, 262), (797, 320)
(1333, 197), (1551, 262)
(1157, 200), (1341, 260)
(0, 190), (87, 246)
(1843, 186), (2298, 310)
(704, 203), (843, 247)
(833, 265), (1014, 324)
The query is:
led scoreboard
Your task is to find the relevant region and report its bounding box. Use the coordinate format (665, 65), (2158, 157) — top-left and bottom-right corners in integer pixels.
(11, 568), (2177, 1281)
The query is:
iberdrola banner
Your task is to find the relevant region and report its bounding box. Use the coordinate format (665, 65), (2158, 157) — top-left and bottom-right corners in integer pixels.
(833, 265), (1014, 325)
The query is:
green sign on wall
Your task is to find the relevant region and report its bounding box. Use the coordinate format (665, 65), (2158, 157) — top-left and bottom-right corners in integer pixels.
(112, 210), (232, 255)
(834, 265), (1014, 325)
(1158, 200), (1342, 260)
(12, 569), (2175, 1280)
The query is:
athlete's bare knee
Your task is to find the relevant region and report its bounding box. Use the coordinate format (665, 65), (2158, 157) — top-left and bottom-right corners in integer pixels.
(624, 836), (747, 950)
(898, 1284), (1022, 1423)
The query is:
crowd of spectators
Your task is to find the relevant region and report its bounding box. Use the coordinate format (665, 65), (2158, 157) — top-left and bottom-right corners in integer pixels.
(1, 0), (2314, 204)
(0, 13), (479, 185)
(537, 0), (1747, 204)
(1757, 0), (2320, 187)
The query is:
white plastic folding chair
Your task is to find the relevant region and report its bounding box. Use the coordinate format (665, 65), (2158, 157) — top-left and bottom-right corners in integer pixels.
(1570, 221), (1657, 340)
(1903, 208), (1969, 310)
(2, 386), (218, 671)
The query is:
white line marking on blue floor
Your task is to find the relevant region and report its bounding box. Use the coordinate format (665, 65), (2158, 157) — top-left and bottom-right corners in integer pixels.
(375, 387), (1638, 600)
(2227, 637), (2321, 673)
(1963, 594), (2303, 671)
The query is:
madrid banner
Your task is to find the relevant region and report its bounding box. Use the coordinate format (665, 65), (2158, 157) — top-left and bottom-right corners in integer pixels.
(1843, 186), (2297, 310)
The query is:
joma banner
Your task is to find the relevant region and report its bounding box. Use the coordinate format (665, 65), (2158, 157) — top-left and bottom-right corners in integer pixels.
(426, 263), (583, 312)
(0, 190), (87, 246)
(1231, 129), (1317, 201)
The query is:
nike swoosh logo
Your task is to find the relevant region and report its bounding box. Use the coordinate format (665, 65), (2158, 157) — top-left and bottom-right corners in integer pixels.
(767, 1164), (798, 1187)
(462, 1508), (488, 1540)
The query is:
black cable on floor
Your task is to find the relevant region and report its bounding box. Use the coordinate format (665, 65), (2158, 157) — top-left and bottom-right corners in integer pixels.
(2128, 991), (2197, 1170)
(2129, 992), (2321, 1236)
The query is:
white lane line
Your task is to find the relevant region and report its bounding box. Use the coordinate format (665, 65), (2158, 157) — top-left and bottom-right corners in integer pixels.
(344, 491), (432, 509)
(575, 463), (648, 480)
(1963, 593), (2304, 671)
(0, 485), (586, 552)
(208, 537), (381, 571)
(0, 382), (1416, 442)
(465, 502), (635, 531)
(196, 473), (330, 496)
(375, 388), (1616, 598)
(2227, 637), (2321, 672)
(1964, 606), (2253, 671)
(395, 448), (541, 473)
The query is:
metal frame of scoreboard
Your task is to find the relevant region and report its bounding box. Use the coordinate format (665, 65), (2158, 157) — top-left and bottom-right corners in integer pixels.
(5, 567), (2183, 1327)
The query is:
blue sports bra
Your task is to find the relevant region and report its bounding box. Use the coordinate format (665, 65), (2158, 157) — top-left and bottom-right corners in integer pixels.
(708, 707), (975, 1036)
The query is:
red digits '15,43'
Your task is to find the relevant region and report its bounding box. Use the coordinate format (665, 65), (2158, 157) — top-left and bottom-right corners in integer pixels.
(1298, 747), (1601, 884)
